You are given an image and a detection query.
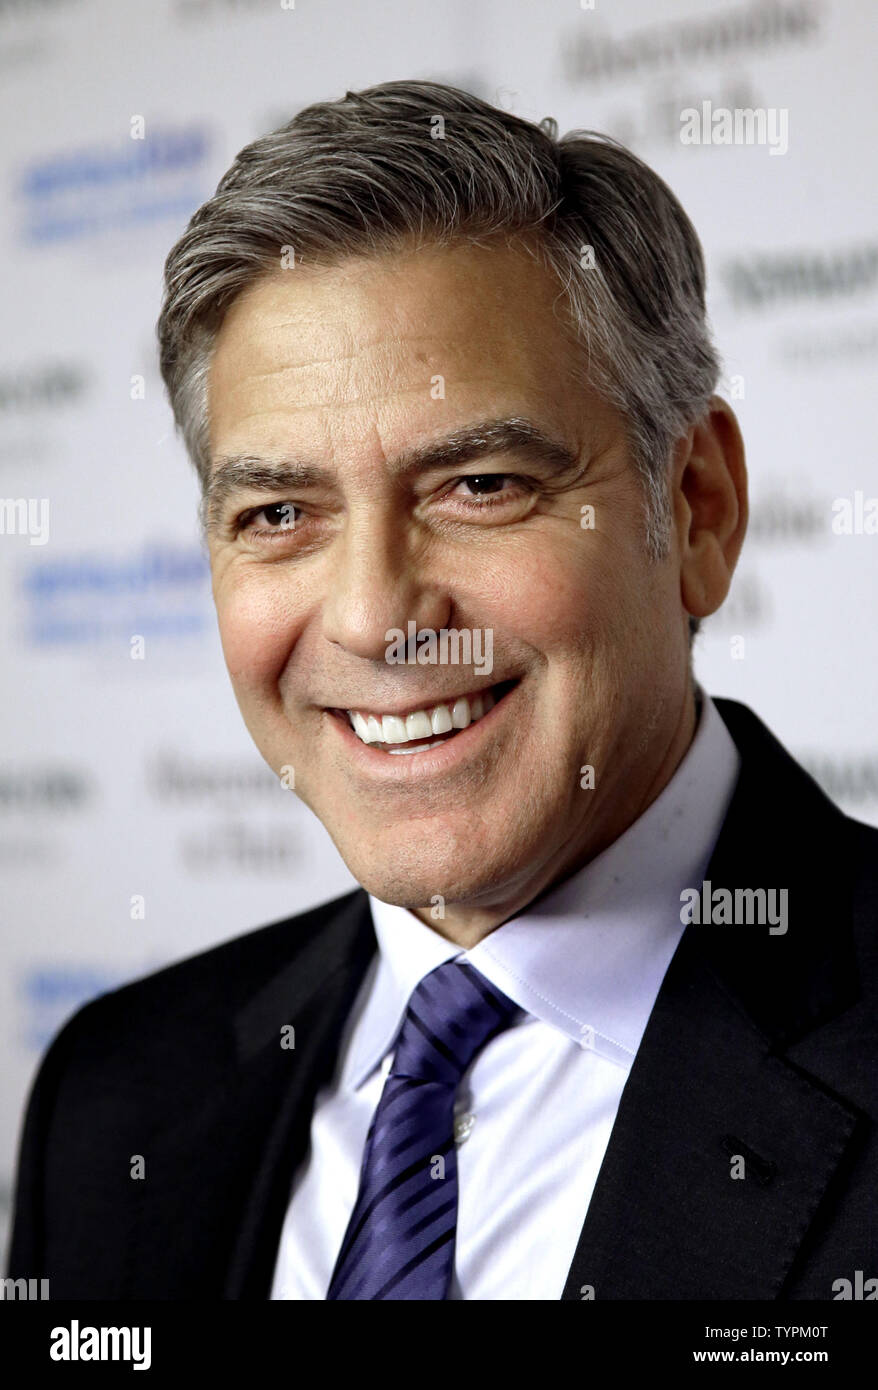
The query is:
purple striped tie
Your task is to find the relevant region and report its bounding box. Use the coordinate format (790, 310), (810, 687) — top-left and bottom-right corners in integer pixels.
(326, 959), (521, 1300)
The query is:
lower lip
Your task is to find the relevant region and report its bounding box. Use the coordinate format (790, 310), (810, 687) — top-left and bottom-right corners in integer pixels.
(325, 680), (521, 781)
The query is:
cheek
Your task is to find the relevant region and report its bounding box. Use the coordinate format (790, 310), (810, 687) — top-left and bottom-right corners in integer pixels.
(213, 574), (304, 693)
(500, 533), (632, 652)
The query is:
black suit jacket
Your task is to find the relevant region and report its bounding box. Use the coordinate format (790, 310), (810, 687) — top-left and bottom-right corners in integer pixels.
(7, 699), (878, 1299)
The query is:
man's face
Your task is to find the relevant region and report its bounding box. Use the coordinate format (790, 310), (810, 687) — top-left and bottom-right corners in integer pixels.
(206, 241), (691, 925)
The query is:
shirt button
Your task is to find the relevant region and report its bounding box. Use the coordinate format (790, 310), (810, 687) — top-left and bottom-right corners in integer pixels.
(454, 1112), (476, 1145)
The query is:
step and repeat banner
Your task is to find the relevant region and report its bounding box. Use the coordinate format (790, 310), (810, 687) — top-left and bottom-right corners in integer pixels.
(1, 0), (876, 1257)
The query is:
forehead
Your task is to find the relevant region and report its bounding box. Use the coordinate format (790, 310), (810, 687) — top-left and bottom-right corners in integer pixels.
(206, 240), (587, 464)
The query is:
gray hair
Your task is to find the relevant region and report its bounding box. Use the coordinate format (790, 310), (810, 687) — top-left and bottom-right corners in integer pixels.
(157, 79), (720, 604)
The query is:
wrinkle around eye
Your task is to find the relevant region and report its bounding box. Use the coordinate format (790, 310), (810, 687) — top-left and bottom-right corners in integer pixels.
(438, 473), (539, 518)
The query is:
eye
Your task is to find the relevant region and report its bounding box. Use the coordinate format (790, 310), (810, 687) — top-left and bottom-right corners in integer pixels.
(448, 474), (529, 508)
(236, 501), (300, 536)
(460, 475), (508, 496)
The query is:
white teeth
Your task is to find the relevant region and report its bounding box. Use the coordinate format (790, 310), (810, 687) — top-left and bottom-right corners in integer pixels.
(344, 686), (507, 749)
(431, 704), (453, 735)
(348, 711), (382, 742)
(382, 714), (407, 743)
(406, 711), (433, 740)
(451, 698), (471, 730)
(387, 738), (448, 755)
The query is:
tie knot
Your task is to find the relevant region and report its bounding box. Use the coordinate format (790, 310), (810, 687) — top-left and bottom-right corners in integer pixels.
(390, 960), (521, 1085)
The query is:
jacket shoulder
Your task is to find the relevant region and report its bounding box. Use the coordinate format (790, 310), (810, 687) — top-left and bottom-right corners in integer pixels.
(81, 885), (366, 1031)
(6, 887), (368, 1278)
(13, 886), (367, 1169)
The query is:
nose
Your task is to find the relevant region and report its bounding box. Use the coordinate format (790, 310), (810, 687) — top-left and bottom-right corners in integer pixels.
(320, 507), (452, 662)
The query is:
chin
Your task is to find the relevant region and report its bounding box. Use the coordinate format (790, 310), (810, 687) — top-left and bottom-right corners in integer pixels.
(335, 828), (536, 915)
(341, 856), (475, 911)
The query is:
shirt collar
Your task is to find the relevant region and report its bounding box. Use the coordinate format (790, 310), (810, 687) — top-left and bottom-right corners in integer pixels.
(345, 689), (740, 1088)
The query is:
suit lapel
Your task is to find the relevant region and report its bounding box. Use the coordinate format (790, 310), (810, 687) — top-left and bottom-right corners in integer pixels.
(123, 889), (376, 1298)
(222, 889), (376, 1299)
(561, 699), (863, 1299)
(560, 931), (861, 1299)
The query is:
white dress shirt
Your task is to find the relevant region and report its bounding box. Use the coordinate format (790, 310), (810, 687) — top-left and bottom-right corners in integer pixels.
(270, 691), (740, 1300)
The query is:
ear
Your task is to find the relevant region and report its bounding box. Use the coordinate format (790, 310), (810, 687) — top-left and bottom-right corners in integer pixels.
(673, 397), (748, 620)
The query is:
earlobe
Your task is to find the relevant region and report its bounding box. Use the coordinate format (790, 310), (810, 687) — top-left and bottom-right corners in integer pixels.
(677, 398), (748, 621)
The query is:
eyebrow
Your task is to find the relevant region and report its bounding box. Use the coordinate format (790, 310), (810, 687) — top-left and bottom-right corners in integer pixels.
(203, 416), (581, 533)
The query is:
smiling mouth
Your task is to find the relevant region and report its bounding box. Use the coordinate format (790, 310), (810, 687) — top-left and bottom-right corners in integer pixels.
(326, 678), (520, 754)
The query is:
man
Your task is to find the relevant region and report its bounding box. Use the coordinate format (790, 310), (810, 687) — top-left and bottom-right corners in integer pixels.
(8, 80), (877, 1300)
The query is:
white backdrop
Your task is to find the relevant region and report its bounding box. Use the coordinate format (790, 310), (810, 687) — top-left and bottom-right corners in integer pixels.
(2, 0), (877, 1258)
